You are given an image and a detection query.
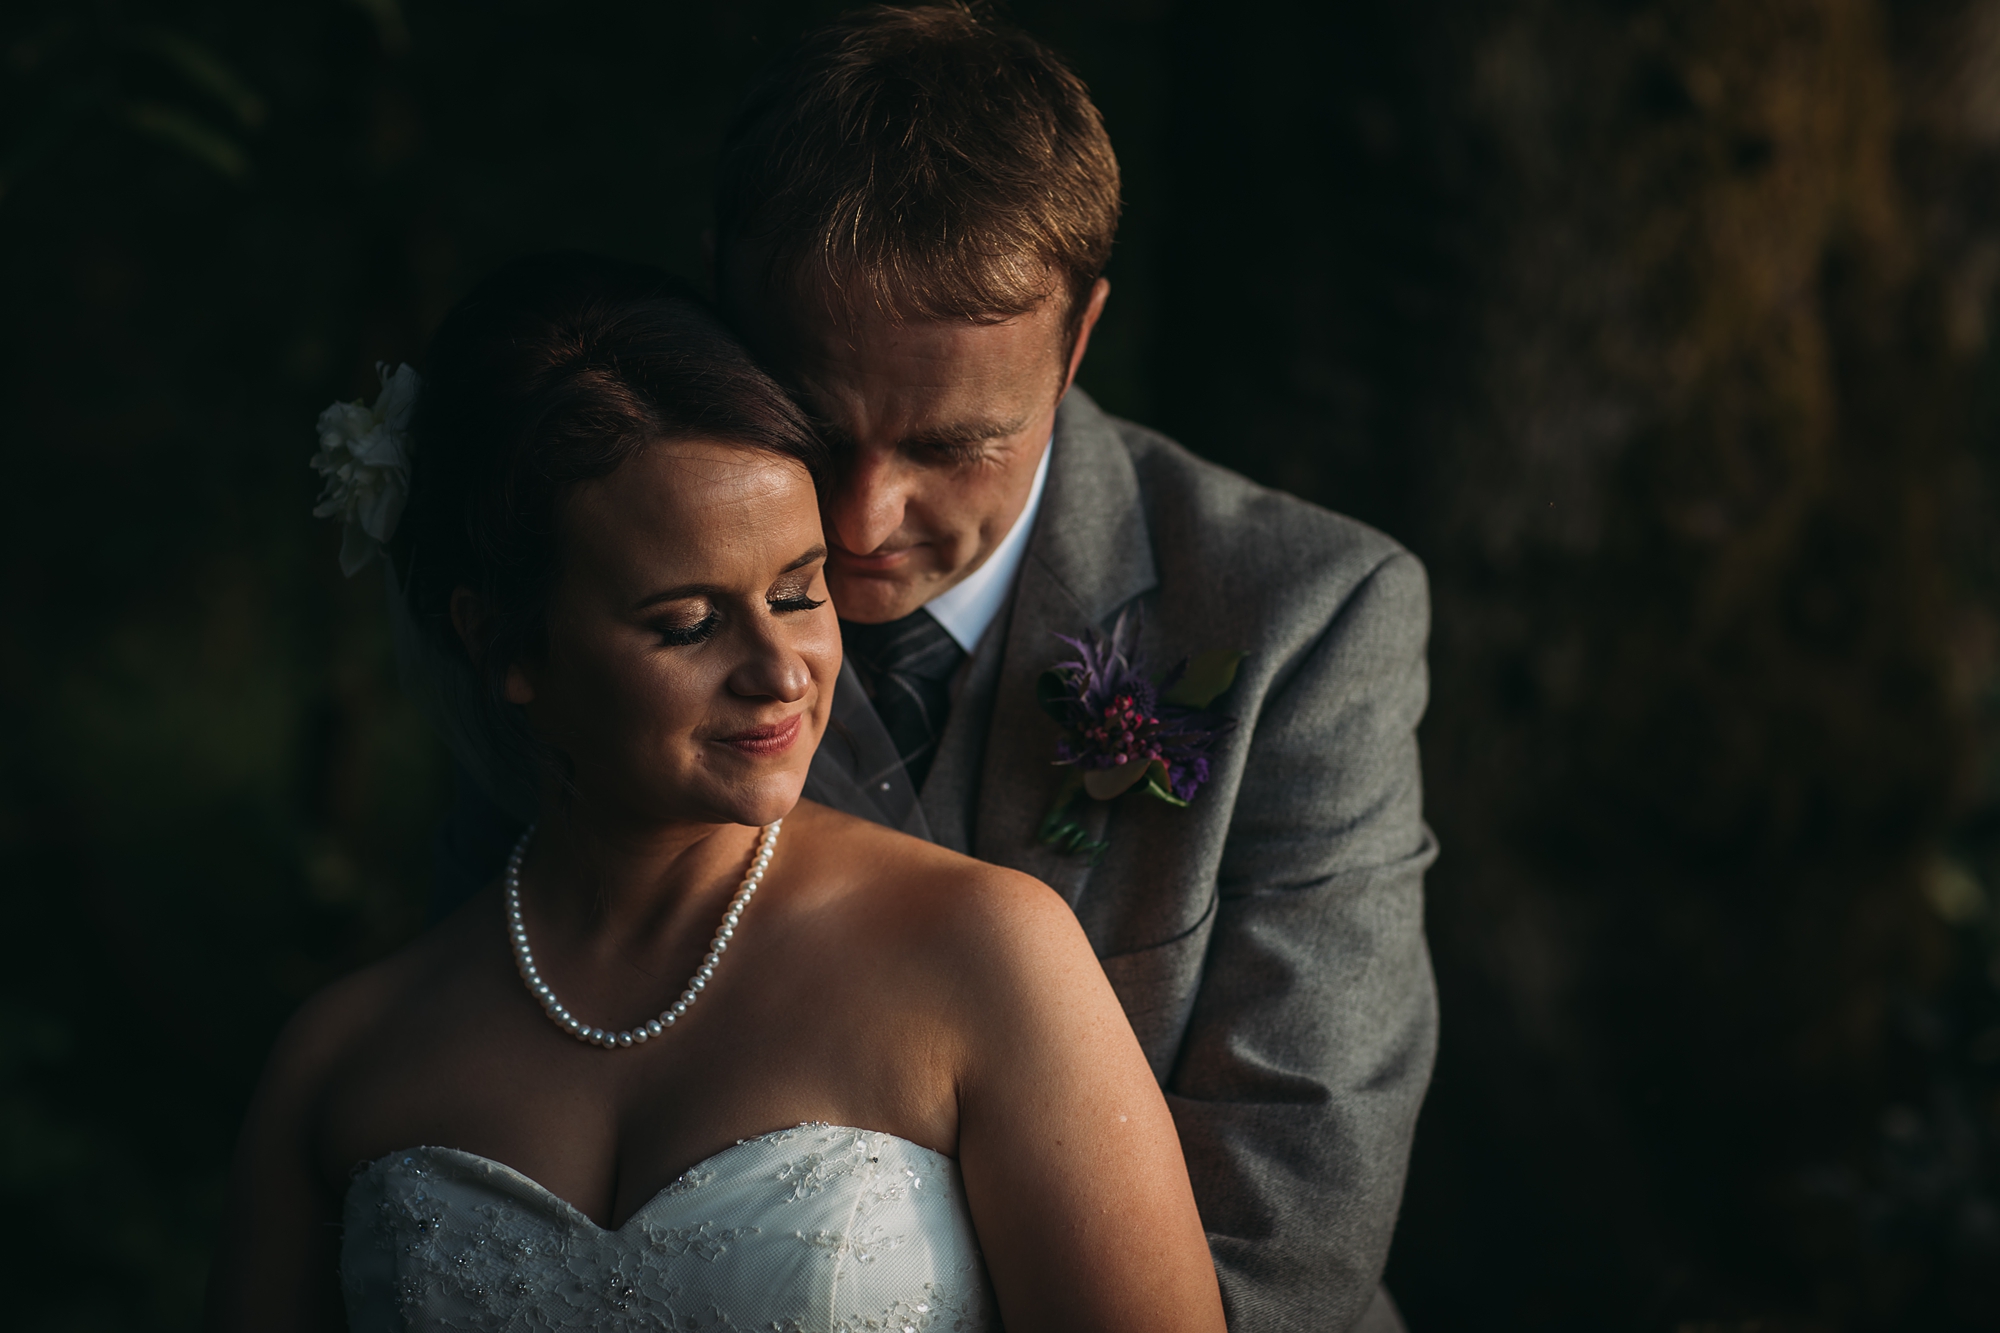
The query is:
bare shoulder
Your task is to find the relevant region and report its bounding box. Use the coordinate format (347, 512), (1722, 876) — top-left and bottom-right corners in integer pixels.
(254, 912), (475, 1111)
(780, 801), (1093, 993)
(785, 798), (1068, 911)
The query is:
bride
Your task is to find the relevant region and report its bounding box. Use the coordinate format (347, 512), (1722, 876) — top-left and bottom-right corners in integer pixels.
(203, 253), (1227, 1332)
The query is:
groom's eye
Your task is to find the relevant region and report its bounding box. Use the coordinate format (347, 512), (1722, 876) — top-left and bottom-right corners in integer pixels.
(908, 436), (991, 466)
(652, 610), (720, 647)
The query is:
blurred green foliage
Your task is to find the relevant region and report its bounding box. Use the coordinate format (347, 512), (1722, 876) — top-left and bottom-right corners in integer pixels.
(5, 1), (2000, 1329)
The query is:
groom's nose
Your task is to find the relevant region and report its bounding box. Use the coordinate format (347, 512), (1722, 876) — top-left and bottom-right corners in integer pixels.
(826, 443), (912, 554)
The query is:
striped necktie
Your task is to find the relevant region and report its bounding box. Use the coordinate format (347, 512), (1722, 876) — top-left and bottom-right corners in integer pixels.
(839, 608), (967, 792)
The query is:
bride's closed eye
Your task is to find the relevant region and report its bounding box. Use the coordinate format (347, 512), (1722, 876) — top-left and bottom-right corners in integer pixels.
(646, 576), (821, 647)
(651, 608), (721, 647)
(766, 572), (826, 615)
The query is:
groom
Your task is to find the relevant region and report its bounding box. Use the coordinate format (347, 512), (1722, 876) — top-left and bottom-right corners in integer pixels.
(437, 7), (1435, 1330)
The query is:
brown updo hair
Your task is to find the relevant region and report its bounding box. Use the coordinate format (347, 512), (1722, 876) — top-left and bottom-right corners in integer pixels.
(394, 252), (826, 810)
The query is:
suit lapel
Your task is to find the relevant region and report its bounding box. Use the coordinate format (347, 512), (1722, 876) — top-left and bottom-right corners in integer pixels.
(968, 389), (1158, 901)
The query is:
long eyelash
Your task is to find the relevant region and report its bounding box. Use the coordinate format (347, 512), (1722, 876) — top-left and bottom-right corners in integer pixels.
(769, 594), (826, 613)
(657, 612), (721, 646)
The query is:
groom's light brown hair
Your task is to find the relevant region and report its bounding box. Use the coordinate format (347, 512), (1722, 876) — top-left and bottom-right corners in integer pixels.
(714, 3), (1121, 341)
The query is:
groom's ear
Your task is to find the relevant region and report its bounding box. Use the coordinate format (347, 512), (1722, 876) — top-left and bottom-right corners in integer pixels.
(1061, 277), (1111, 397)
(451, 588), (539, 705)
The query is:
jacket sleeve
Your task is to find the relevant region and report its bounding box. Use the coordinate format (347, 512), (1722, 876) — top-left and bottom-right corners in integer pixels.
(1168, 549), (1439, 1333)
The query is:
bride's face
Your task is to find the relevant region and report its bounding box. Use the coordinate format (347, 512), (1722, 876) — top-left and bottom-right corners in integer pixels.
(509, 439), (837, 830)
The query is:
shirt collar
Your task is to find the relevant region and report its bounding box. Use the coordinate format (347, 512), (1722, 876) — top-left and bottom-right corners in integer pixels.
(924, 436), (1052, 653)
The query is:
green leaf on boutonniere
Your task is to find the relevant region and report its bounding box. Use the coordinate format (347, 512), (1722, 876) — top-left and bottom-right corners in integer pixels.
(1037, 769), (1109, 865)
(1083, 758), (1151, 800)
(1036, 669), (1073, 724)
(1160, 649), (1247, 709)
(1141, 758), (1191, 807)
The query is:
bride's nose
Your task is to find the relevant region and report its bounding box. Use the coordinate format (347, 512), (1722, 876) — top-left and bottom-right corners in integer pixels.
(726, 629), (812, 703)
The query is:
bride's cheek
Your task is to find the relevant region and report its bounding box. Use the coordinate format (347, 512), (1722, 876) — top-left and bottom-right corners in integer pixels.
(639, 657), (709, 743)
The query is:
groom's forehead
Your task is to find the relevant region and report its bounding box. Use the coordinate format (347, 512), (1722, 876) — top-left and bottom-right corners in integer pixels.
(716, 249), (1066, 455)
(721, 241), (1066, 364)
(780, 304), (1065, 423)
(750, 279), (1063, 381)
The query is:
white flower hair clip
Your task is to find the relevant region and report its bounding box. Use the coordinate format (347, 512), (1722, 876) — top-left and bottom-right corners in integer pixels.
(311, 361), (420, 576)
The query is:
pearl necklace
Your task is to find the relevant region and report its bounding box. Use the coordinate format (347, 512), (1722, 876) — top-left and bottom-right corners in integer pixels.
(503, 819), (782, 1050)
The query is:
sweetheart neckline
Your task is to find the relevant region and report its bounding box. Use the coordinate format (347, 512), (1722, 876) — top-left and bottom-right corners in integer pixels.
(355, 1123), (956, 1235)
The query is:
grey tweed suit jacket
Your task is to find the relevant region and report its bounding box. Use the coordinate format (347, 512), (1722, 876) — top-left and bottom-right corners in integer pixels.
(805, 389), (1439, 1332)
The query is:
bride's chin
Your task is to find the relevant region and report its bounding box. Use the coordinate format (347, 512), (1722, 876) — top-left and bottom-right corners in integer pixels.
(692, 771), (807, 831)
(564, 767), (804, 832)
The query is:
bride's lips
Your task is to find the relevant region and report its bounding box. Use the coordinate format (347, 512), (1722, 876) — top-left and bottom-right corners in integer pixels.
(714, 714), (803, 758)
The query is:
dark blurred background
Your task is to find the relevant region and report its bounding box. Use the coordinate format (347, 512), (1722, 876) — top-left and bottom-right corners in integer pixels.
(6, 1), (2000, 1328)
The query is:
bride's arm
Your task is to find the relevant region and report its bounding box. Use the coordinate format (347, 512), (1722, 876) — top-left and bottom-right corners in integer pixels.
(205, 979), (375, 1333)
(948, 872), (1228, 1332)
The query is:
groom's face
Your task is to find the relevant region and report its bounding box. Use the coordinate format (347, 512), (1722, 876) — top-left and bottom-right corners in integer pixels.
(731, 276), (1108, 625)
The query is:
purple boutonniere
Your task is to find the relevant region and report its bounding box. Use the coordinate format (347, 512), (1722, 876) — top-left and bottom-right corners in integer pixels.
(1035, 611), (1244, 863)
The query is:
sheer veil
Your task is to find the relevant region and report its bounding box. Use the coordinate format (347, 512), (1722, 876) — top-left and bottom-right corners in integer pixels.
(383, 562), (541, 824)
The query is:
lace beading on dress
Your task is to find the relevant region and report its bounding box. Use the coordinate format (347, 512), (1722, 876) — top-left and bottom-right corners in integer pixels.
(339, 1124), (995, 1332)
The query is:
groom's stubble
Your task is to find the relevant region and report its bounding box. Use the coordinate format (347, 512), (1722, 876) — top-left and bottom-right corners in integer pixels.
(720, 270), (1110, 626)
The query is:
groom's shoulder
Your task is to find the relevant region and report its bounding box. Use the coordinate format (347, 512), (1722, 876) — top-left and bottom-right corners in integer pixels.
(1097, 407), (1426, 631)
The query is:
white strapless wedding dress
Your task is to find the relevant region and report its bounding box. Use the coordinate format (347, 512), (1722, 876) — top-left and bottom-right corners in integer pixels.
(340, 1123), (997, 1332)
